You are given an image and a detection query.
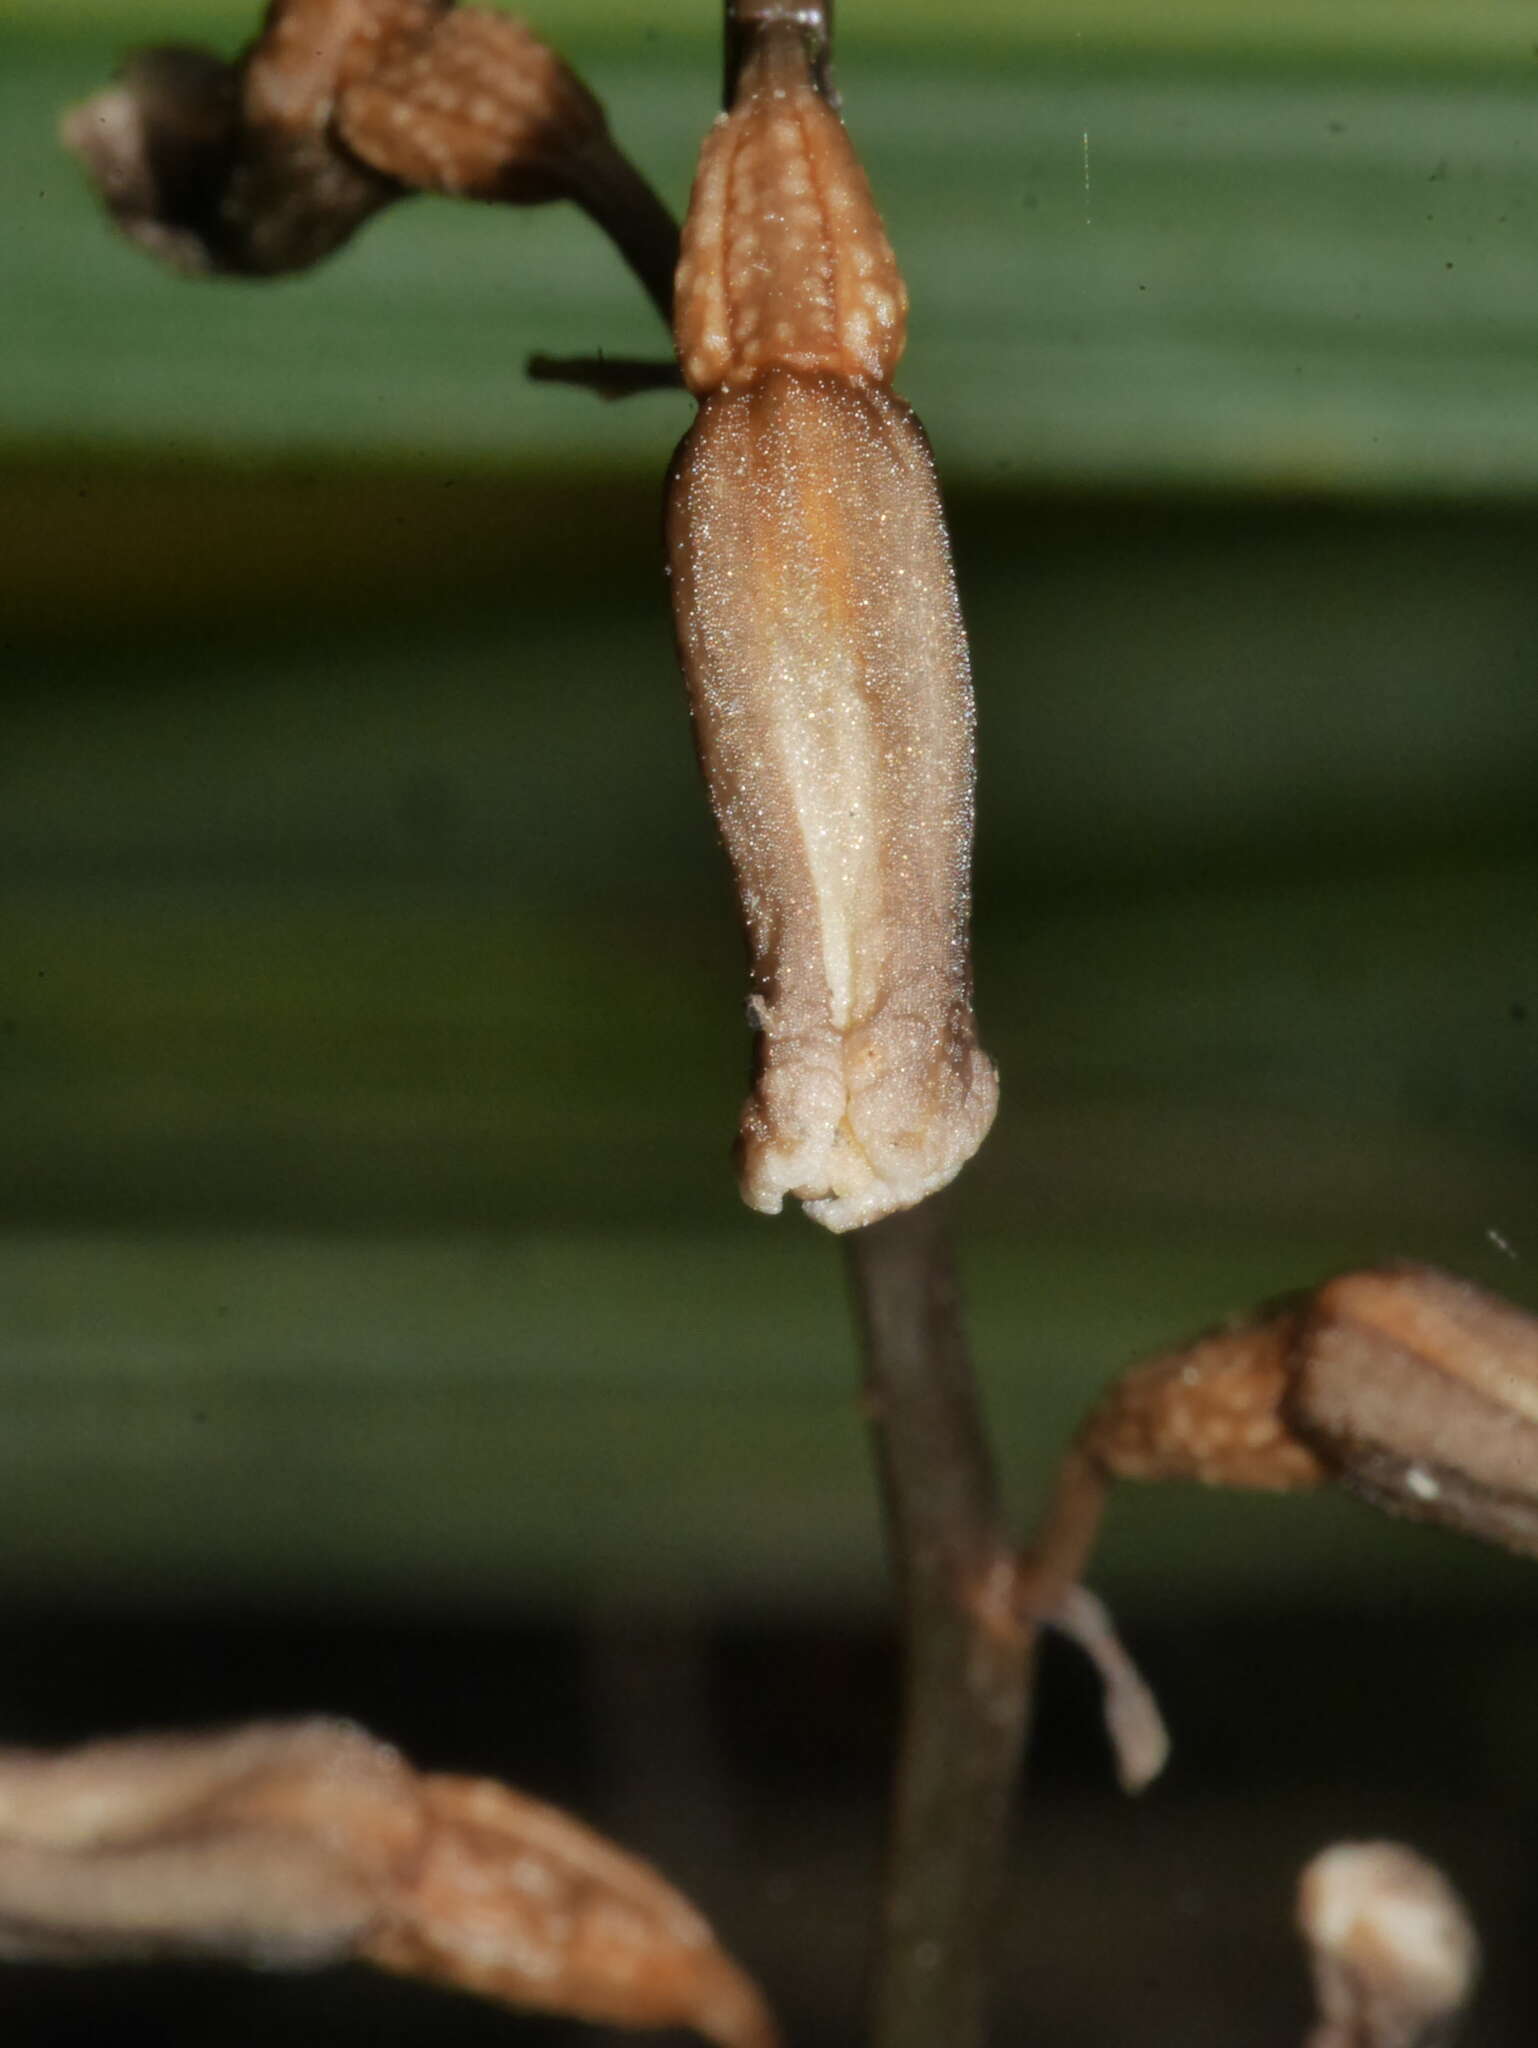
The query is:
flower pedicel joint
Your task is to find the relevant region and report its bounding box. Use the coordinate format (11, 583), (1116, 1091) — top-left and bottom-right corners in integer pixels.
(666, 13), (998, 1233)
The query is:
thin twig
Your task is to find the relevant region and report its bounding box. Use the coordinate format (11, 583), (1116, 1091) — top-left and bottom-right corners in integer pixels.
(561, 136), (682, 330)
(844, 1199), (1035, 2048)
(526, 353), (682, 399)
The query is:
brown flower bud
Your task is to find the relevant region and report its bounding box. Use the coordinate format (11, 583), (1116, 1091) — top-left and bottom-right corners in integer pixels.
(1298, 1841), (1479, 2048)
(666, 17), (997, 1231)
(1287, 1264), (1538, 1561)
(61, 0), (672, 298)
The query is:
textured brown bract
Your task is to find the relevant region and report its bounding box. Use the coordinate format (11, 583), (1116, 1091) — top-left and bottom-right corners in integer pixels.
(364, 1774), (778, 2048)
(335, 7), (606, 204)
(1079, 1300), (1329, 1493)
(668, 20), (997, 1231)
(674, 21), (906, 393)
(60, 0), (652, 280)
(0, 1719), (777, 2048)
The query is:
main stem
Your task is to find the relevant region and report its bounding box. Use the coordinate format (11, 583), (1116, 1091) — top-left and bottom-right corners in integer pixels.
(845, 1200), (1035, 2048)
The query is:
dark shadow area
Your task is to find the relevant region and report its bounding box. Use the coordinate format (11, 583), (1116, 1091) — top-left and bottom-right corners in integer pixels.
(0, 1600), (1531, 2044)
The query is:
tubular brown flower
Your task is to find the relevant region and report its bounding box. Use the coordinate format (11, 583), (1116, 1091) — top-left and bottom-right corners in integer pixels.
(666, 16), (997, 1232)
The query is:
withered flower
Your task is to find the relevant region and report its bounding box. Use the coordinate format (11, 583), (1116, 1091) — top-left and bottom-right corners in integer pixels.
(0, 1717), (778, 2048)
(61, 0), (674, 300)
(1019, 1263), (1538, 1791)
(1038, 1264), (1538, 1603)
(1288, 1264), (1538, 1559)
(666, 13), (998, 1232)
(1298, 1841), (1479, 2048)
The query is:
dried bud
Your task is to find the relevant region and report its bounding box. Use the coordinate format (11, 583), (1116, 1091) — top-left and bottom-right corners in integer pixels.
(1298, 1841), (1479, 2048)
(59, 0), (422, 276)
(1027, 1266), (1538, 1801)
(667, 17), (997, 1231)
(0, 1719), (777, 2048)
(62, 0), (671, 294)
(1288, 1265), (1538, 1561)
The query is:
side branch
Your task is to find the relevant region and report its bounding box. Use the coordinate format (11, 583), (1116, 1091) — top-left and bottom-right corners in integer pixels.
(845, 1200), (1033, 2048)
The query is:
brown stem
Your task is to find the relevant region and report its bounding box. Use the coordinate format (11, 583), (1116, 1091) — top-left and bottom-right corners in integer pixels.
(1020, 1442), (1112, 1618)
(844, 1199), (1034, 2048)
(725, 0), (835, 107)
(563, 134), (682, 331)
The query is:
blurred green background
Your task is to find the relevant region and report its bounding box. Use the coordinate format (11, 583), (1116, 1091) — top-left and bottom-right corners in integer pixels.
(3, 4), (1538, 2043)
